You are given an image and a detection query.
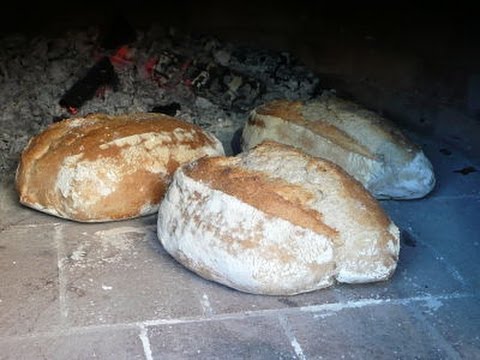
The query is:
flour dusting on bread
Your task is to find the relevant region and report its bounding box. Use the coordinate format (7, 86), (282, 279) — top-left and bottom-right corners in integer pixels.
(242, 92), (435, 199)
(16, 112), (224, 222)
(158, 141), (400, 295)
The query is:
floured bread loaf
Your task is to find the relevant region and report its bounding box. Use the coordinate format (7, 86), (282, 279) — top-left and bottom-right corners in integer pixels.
(16, 113), (224, 222)
(242, 92), (435, 199)
(157, 141), (400, 295)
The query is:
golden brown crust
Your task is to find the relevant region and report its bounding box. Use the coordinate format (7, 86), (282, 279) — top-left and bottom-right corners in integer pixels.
(246, 116), (266, 128)
(255, 100), (375, 158)
(336, 168), (392, 229)
(21, 112), (214, 164)
(160, 140), (399, 294)
(320, 94), (416, 151)
(244, 94), (435, 200)
(15, 112), (222, 222)
(255, 141), (392, 230)
(184, 152), (339, 239)
(193, 139), (392, 239)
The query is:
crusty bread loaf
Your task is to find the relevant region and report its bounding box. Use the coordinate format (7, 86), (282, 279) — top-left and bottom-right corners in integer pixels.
(16, 112), (224, 222)
(241, 92), (435, 199)
(157, 141), (400, 295)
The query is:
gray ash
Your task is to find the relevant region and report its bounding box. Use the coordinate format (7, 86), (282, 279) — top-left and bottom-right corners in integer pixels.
(0, 26), (321, 179)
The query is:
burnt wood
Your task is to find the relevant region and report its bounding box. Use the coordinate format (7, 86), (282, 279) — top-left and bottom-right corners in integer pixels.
(59, 56), (118, 111)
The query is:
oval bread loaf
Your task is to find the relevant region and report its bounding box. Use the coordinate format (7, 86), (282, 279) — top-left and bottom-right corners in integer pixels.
(16, 112), (224, 222)
(157, 141), (400, 295)
(242, 92), (435, 199)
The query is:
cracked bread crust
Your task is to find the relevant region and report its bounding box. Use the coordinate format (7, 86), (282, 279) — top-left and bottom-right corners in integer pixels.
(15, 112), (224, 222)
(242, 92), (435, 199)
(158, 141), (400, 295)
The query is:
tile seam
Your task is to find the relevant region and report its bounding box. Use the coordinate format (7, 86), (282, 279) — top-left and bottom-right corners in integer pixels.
(278, 314), (307, 360)
(54, 224), (69, 324)
(406, 302), (463, 360)
(0, 292), (474, 342)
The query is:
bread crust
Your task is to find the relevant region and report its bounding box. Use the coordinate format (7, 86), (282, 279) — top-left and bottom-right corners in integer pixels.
(242, 92), (435, 199)
(16, 113), (224, 222)
(158, 141), (400, 295)
(184, 156), (339, 239)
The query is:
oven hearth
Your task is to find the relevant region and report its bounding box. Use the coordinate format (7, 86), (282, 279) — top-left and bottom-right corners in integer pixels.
(0, 3), (479, 359)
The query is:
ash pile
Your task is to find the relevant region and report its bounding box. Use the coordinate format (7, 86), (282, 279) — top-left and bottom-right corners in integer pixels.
(0, 21), (321, 179)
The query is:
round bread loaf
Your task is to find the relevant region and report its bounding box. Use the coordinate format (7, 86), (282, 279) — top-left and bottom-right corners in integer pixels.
(157, 141), (400, 295)
(241, 92), (435, 199)
(16, 113), (224, 222)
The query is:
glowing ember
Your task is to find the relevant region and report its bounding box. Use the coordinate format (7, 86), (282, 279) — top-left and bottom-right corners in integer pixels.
(144, 57), (158, 77)
(109, 45), (134, 67)
(67, 106), (78, 115)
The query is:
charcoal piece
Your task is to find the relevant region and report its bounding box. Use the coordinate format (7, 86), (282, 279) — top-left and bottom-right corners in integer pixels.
(59, 57), (118, 110)
(187, 61), (263, 111)
(150, 103), (181, 117)
(52, 115), (69, 123)
(191, 70), (210, 90)
(453, 166), (477, 175)
(151, 50), (185, 86)
(100, 14), (137, 49)
(232, 78), (264, 111)
(184, 60), (214, 91)
(310, 82), (326, 99)
(231, 48), (282, 73)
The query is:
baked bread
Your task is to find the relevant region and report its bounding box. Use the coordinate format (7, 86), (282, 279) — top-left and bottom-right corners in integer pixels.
(157, 141), (400, 295)
(16, 113), (224, 222)
(241, 92), (435, 199)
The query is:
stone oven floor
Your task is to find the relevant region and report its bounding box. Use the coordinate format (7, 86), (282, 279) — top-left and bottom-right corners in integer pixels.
(1, 130), (479, 359)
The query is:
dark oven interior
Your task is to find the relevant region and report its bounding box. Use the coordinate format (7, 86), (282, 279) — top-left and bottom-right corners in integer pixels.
(1, 1), (479, 358)
(1, 1), (480, 160)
